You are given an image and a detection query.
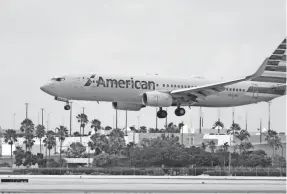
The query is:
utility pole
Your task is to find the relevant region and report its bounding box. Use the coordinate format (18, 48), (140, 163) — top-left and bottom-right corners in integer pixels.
(25, 103), (29, 119)
(125, 110), (128, 136)
(41, 108), (44, 126)
(218, 108), (220, 121)
(69, 102), (73, 136)
(268, 101), (271, 131)
(165, 108), (168, 130)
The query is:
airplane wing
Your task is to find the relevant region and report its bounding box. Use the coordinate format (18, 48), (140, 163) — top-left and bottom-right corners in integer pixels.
(170, 58), (268, 99)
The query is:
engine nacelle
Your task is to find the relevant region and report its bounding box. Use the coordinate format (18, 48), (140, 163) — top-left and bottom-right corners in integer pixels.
(142, 91), (173, 107)
(112, 102), (143, 111)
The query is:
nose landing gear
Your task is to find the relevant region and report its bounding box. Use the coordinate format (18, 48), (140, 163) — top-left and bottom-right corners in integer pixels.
(64, 104), (71, 110)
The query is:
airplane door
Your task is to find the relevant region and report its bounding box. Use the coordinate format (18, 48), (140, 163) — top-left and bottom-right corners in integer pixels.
(252, 84), (259, 100)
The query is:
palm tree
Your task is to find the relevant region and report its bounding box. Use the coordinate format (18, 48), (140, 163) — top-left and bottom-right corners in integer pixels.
(56, 126), (68, 164)
(222, 142), (229, 152)
(20, 118), (35, 151)
(265, 129), (282, 157)
(208, 140), (216, 153)
(212, 120), (224, 133)
(227, 123), (241, 135)
(90, 119), (101, 133)
(201, 142), (207, 151)
(239, 141), (254, 153)
(43, 130), (56, 158)
(235, 130), (250, 142)
(35, 124), (46, 154)
(4, 129), (18, 166)
(76, 113), (89, 137)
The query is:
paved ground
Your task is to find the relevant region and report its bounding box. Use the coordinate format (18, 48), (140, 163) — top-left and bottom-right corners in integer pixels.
(0, 175), (286, 193)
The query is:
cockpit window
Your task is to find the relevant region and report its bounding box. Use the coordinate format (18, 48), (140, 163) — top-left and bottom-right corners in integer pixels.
(51, 77), (65, 82)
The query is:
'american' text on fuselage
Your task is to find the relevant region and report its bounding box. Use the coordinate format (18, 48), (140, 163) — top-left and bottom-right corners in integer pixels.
(96, 76), (156, 90)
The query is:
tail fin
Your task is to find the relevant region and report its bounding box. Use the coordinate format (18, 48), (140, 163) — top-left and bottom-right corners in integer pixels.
(251, 38), (286, 84)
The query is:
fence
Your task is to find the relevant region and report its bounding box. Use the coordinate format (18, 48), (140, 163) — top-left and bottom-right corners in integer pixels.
(9, 167), (287, 177)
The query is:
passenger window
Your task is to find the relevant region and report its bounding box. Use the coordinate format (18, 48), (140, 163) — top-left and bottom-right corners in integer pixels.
(167, 84), (169, 87)
(156, 84), (159, 87)
(163, 84), (165, 87)
(181, 85), (183, 88)
(233, 88), (235, 91)
(178, 85), (180, 88)
(236, 89), (238, 91)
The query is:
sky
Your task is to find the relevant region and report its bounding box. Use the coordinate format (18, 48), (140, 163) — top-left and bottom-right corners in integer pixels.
(0, 0), (286, 134)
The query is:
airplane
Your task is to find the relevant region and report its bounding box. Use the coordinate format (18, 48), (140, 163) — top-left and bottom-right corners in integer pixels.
(40, 38), (286, 119)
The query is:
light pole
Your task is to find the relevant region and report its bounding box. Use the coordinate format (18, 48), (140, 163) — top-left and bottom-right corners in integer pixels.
(165, 108), (168, 130)
(13, 113), (16, 130)
(25, 103), (29, 119)
(125, 110), (128, 136)
(199, 107), (202, 134)
(115, 109), (118, 129)
(232, 107), (235, 125)
(268, 101), (271, 131)
(155, 108), (158, 130)
(41, 108), (44, 126)
(137, 115), (141, 130)
(69, 102), (73, 136)
(245, 111), (248, 131)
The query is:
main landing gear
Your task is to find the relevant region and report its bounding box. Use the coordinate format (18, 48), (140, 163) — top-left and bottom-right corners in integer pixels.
(175, 107), (186, 116)
(157, 106), (186, 118)
(157, 108), (167, 119)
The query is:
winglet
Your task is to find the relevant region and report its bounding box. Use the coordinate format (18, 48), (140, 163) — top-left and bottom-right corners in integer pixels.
(246, 57), (269, 80)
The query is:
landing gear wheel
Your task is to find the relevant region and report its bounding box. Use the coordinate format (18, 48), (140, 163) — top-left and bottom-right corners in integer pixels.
(157, 110), (167, 118)
(64, 104), (71, 110)
(175, 108), (185, 116)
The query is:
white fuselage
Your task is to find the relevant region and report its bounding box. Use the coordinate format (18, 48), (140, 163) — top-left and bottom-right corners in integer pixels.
(40, 73), (283, 108)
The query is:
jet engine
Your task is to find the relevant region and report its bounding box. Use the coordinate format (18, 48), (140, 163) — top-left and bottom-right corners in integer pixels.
(112, 102), (143, 111)
(142, 91), (173, 107)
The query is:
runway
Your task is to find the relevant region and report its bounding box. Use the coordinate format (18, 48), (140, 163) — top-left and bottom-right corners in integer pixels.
(0, 175), (286, 193)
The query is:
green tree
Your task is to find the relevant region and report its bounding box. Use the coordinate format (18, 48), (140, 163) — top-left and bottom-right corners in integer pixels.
(91, 119), (102, 133)
(56, 125), (68, 165)
(65, 142), (87, 158)
(35, 124), (46, 155)
(43, 130), (56, 158)
(76, 113), (89, 137)
(13, 146), (25, 167)
(4, 129), (18, 166)
(235, 130), (251, 153)
(104, 126), (112, 131)
(139, 126), (147, 133)
(107, 128), (126, 155)
(88, 133), (109, 155)
(20, 118), (35, 151)
(212, 120), (224, 133)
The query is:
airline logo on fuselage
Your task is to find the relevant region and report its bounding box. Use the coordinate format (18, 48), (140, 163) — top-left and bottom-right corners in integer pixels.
(96, 76), (155, 90)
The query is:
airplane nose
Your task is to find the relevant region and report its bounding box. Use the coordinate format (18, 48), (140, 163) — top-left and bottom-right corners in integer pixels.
(40, 84), (48, 93)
